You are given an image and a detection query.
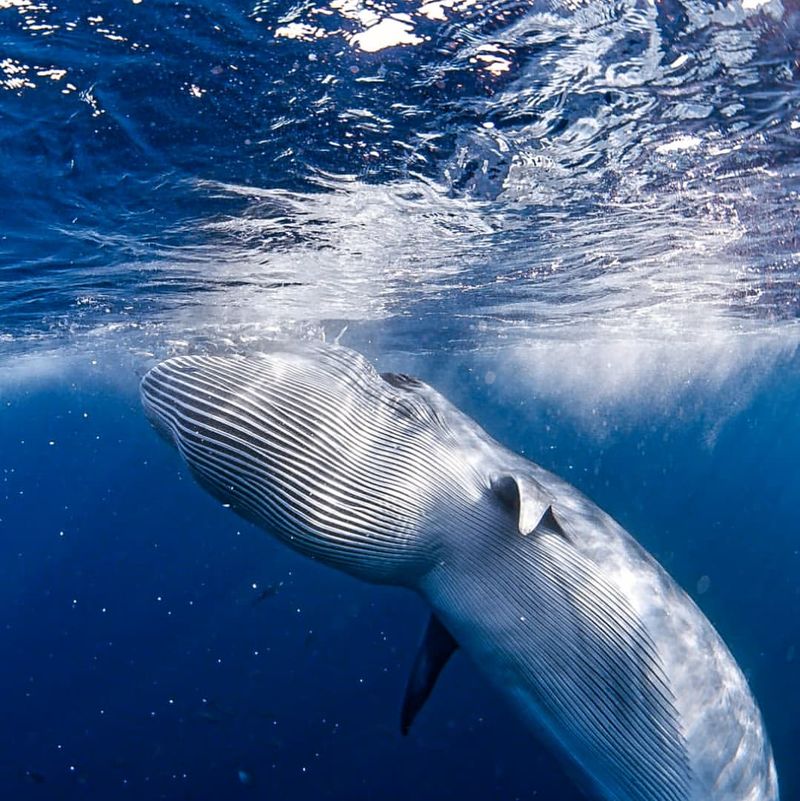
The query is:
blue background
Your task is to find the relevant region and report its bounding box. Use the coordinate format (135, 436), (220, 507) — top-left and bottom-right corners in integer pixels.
(1, 350), (798, 800)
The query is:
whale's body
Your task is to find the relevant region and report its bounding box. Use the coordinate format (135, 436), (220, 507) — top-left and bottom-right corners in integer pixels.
(140, 341), (778, 801)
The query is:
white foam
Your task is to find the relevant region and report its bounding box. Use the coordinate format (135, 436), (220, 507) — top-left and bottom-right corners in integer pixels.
(174, 177), (492, 331)
(350, 17), (423, 52)
(656, 136), (702, 155)
(0, 350), (72, 388)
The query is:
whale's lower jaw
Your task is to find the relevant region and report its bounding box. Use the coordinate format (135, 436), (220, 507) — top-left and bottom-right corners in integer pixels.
(139, 347), (462, 585)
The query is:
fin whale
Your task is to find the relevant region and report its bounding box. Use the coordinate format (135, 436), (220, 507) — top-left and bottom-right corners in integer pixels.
(140, 341), (778, 801)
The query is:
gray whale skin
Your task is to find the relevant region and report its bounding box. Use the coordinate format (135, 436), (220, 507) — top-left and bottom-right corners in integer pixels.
(140, 341), (778, 801)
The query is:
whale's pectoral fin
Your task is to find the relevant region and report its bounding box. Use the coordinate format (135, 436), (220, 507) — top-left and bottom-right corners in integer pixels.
(400, 614), (459, 736)
(490, 473), (557, 536)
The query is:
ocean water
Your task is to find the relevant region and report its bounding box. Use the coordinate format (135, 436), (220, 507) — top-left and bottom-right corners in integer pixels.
(1, 0), (799, 798)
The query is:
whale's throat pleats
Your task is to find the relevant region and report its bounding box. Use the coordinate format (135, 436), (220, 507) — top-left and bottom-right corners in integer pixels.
(139, 346), (478, 583)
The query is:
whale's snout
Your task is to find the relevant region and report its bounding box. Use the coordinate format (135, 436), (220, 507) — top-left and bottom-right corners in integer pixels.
(138, 347), (453, 583)
(140, 360), (186, 447)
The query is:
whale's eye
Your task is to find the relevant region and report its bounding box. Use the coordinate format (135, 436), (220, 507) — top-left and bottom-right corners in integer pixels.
(380, 371), (424, 389)
(380, 372), (448, 430)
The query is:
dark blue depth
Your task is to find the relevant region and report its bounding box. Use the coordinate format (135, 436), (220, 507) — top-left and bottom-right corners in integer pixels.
(1, 352), (799, 800)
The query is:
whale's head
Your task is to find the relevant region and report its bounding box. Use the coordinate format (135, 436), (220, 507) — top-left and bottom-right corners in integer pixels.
(140, 342), (537, 584)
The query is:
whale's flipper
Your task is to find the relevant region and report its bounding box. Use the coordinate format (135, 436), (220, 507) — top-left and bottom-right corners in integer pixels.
(401, 614), (459, 735)
(490, 473), (555, 536)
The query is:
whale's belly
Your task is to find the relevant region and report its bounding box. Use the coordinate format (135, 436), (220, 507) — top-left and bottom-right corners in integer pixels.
(421, 509), (778, 801)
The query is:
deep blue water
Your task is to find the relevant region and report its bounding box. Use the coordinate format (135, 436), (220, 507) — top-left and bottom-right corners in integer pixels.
(2, 0), (800, 798)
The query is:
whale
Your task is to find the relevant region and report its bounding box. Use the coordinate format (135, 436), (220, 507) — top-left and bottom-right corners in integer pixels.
(140, 341), (778, 801)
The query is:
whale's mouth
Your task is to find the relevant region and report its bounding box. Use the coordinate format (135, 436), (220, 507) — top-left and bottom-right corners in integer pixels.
(138, 346), (462, 583)
(140, 362), (186, 447)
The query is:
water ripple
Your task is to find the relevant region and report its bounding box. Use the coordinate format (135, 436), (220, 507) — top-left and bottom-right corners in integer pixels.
(0, 0), (798, 364)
